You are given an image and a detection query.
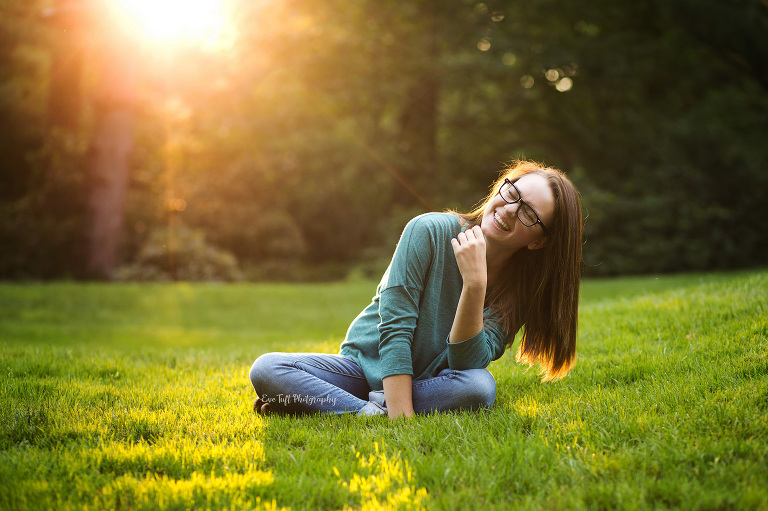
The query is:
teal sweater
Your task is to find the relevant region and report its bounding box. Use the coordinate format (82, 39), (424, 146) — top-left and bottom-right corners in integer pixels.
(339, 212), (509, 391)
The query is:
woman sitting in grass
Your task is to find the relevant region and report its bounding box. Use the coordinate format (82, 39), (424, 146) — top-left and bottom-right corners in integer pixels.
(249, 160), (583, 418)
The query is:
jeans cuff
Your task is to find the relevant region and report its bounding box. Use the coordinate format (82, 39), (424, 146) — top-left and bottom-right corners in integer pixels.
(357, 400), (387, 416)
(368, 390), (386, 408)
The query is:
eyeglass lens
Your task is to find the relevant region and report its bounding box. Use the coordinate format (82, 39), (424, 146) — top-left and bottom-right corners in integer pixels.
(501, 182), (538, 227)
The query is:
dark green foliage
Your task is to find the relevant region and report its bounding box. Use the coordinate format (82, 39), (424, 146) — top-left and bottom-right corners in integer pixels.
(1, 0), (766, 279)
(0, 131), (88, 278)
(115, 222), (243, 281)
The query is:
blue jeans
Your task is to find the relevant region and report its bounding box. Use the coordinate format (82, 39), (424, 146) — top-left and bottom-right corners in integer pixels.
(249, 352), (496, 416)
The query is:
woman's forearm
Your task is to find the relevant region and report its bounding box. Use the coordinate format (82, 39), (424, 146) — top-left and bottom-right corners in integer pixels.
(449, 282), (486, 344)
(382, 374), (414, 419)
(449, 225), (487, 344)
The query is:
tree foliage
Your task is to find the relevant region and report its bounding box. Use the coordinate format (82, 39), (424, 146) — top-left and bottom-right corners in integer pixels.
(1, 0), (766, 279)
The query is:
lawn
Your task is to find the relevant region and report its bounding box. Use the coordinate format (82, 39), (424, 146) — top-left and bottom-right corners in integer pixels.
(1, 270), (766, 510)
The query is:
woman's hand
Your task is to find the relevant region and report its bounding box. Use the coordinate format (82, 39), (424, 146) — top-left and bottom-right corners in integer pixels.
(382, 374), (414, 419)
(449, 226), (487, 344)
(451, 226), (487, 287)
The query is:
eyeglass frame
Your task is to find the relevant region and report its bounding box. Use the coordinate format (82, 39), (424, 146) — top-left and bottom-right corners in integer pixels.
(497, 178), (548, 235)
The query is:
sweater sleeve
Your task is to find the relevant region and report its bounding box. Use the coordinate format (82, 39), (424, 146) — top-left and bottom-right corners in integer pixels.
(446, 310), (508, 370)
(377, 217), (434, 380)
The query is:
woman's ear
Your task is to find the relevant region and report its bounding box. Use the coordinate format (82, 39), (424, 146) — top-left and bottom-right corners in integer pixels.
(527, 237), (547, 251)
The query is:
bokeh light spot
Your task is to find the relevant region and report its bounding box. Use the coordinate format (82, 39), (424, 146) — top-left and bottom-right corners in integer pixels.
(545, 69), (560, 82)
(520, 75), (534, 89)
(168, 198), (187, 212)
(477, 37), (491, 51)
(474, 3), (489, 15)
(556, 77), (573, 92)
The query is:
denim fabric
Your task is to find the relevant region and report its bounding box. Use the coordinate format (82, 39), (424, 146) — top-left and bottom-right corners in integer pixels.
(249, 352), (496, 416)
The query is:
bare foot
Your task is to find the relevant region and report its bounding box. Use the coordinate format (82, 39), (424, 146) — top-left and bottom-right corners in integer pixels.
(252, 397), (272, 414)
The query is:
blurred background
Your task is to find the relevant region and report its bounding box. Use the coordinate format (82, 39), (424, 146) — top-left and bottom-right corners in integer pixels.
(1, 0), (766, 281)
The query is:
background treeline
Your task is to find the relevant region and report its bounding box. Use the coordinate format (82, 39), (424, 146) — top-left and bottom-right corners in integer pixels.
(1, 0), (767, 280)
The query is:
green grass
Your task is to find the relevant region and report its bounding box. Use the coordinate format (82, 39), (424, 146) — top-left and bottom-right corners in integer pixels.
(1, 270), (766, 510)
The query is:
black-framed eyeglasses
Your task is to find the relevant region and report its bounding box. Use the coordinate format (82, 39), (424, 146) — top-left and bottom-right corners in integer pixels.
(498, 178), (548, 234)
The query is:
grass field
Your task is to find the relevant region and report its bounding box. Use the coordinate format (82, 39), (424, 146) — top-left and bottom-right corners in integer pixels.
(1, 270), (766, 510)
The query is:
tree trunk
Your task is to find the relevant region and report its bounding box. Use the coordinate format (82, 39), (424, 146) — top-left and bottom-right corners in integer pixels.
(394, 3), (439, 208)
(44, 0), (84, 130)
(82, 44), (136, 279)
(394, 67), (439, 210)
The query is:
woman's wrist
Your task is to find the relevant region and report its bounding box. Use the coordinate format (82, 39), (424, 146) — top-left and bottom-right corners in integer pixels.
(462, 280), (487, 292)
(449, 280), (486, 344)
(382, 374), (414, 419)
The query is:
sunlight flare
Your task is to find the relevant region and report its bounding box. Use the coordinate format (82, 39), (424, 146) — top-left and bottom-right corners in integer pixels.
(113, 0), (226, 42)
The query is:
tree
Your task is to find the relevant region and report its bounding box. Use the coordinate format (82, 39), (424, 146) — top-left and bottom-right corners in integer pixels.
(81, 34), (137, 278)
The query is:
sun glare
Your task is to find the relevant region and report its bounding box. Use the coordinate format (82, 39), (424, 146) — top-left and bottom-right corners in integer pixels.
(114, 0), (226, 43)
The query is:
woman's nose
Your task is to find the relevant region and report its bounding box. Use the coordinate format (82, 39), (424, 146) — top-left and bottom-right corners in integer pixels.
(502, 201), (519, 214)
(499, 201), (520, 224)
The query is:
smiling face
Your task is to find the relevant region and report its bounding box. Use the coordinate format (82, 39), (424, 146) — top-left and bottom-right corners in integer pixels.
(480, 173), (555, 256)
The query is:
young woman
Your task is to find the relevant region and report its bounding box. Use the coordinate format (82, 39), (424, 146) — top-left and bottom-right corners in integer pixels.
(249, 160), (583, 418)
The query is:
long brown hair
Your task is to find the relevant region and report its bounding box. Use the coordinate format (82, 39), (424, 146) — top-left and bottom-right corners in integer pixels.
(457, 160), (583, 380)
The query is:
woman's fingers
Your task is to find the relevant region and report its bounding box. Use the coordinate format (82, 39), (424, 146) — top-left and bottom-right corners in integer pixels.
(460, 228), (477, 243)
(453, 226), (484, 245)
(451, 226), (487, 285)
